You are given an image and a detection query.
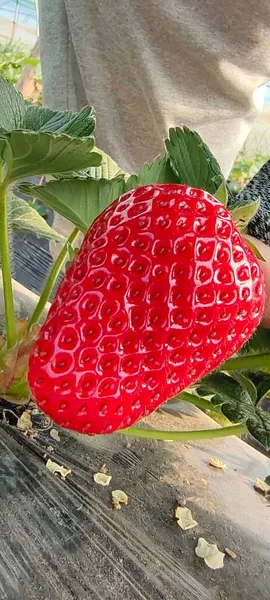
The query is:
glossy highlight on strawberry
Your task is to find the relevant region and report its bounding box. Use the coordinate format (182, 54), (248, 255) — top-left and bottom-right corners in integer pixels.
(28, 184), (265, 435)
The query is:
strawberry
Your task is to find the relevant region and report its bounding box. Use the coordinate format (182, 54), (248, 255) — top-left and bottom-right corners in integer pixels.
(28, 184), (265, 435)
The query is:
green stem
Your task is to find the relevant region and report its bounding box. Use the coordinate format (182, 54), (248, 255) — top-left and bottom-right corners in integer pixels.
(119, 423), (247, 441)
(28, 227), (79, 329)
(221, 353), (270, 371)
(0, 184), (16, 347)
(178, 391), (221, 413)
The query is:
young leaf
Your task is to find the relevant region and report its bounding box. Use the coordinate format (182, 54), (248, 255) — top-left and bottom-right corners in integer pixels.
(165, 126), (225, 194)
(241, 235), (266, 262)
(7, 131), (101, 182)
(0, 323), (40, 404)
(125, 153), (178, 190)
(19, 176), (126, 233)
(24, 105), (95, 137)
(67, 245), (78, 263)
(0, 76), (26, 132)
(214, 181), (228, 206)
(9, 193), (66, 243)
(196, 372), (270, 448)
(229, 199), (260, 231)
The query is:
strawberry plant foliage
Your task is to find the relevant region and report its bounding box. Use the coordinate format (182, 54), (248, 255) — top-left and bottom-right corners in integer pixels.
(246, 372), (270, 401)
(0, 77), (26, 131)
(240, 326), (270, 357)
(0, 75), (270, 448)
(0, 77), (101, 184)
(0, 319), (40, 404)
(20, 176), (126, 233)
(6, 131), (101, 182)
(24, 105), (96, 137)
(125, 153), (178, 190)
(197, 373), (270, 448)
(165, 126), (225, 194)
(0, 75), (102, 370)
(9, 193), (65, 243)
(0, 78), (95, 137)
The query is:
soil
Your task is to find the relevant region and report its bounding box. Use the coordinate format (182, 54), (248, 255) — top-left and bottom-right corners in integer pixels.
(0, 401), (269, 600)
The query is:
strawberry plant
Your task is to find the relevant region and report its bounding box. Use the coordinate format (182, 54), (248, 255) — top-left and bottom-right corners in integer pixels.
(0, 41), (39, 86)
(0, 76), (269, 448)
(229, 149), (270, 195)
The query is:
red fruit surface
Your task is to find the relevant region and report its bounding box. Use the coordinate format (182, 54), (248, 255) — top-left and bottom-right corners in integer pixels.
(28, 184), (265, 435)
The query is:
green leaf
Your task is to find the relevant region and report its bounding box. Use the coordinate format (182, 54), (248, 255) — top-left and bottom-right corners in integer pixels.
(24, 105), (95, 137)
(7, 131), (101, 182)
(214, 181), (228, 206)
(229, 372), (257, 405)
(229, 199), (260, 231)
(125, 175), (139, 192)
(9, 193), (66, 243)
(240, 327), (270, 358)
(64, 245), (80, 274)
(19, 176), (126, 233)
(246, 408), (270, 449)
(91, 147), (126, 179)
(0, 321), (39, 404)
(125, 153), (179, 190)
(0, 76), (26, 132)
(241, 235), (266, 262)
(23, 57), (39, 68)
(0, 137), (12, 183)
(197, 372), (251, 406)
(27, 199), (48, 218)
(197, 372), (270, 447)
(67, 245), (79, 262)
(246, 372), (270, 402)
(0, 128), (10, 138)
(0, 378), (30, 404)
(165, 126), (225, 194)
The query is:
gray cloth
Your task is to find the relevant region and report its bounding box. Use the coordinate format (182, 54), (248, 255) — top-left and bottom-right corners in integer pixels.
(39, 0), (270, 177)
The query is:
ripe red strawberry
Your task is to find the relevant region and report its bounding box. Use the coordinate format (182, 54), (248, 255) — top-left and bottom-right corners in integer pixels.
(28, 184), (265, 435)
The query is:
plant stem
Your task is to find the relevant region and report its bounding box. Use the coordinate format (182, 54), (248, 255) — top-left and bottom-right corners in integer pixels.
(28, 226), (79, 329)
(221, 353), (270, 371)
(178, 391), (221, 413)
(118, 423), (247, 441)
(0, 183), (16, 347)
